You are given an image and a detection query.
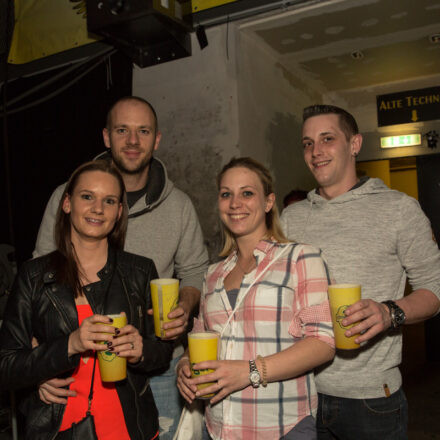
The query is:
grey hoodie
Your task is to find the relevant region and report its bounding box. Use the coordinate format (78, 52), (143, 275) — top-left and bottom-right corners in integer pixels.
(281, 177), (440, 398)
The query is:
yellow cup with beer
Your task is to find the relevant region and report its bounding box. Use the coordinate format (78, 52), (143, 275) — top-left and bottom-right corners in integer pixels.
(328, 284), (361, 350)
(188, 331), (219, 399)
(97, 314), (127, 382)
(150, 278), (179, 338)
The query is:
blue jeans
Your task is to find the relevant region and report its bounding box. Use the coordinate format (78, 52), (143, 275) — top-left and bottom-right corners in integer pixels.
(202, 415), (316, 439)
(149, 356), (184, 440)
(316, 389), (408, 440)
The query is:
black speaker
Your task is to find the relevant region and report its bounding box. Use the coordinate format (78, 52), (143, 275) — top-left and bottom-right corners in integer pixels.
(86, 0), (192, 68)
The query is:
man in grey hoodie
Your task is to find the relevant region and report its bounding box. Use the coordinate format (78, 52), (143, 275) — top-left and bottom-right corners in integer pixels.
(33, 96), (209, 439)
(281, 104), (440, 440)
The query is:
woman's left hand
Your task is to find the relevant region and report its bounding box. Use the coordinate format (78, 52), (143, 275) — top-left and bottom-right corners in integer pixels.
(189, 359), (250, 405)
(111, 323), (143, 364)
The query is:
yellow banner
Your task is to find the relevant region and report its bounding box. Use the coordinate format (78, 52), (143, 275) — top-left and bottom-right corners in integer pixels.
(8, 0), (98, 64)
(192, 0), (237, 13)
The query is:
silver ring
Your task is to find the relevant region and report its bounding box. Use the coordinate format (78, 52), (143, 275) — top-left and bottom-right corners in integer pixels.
(130, 342), (134, 350)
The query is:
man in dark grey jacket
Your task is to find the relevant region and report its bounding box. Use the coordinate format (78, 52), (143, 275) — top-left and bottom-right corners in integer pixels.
(281, 104), (440, 440)
(33, 96), (209, 440)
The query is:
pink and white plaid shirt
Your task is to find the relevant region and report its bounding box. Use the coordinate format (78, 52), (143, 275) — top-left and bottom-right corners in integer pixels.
(193, 240), (334, 440)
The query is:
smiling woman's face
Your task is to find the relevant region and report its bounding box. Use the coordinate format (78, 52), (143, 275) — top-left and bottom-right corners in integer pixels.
(218, 166), (274, 241)
(63, 170), (122, 244)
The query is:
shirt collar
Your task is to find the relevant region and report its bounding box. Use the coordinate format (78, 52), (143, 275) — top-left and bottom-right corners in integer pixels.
(222, 239), (276, 272)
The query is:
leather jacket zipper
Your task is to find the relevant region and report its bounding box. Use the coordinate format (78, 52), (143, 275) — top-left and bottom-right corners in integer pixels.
(117, 267), (134, 323)
(45, 288), (75, 333)
(45, 288), (73, 438)
(117, 269), (147, 437)
(138, 305), (143, 330)
(127, 372), (146, 439)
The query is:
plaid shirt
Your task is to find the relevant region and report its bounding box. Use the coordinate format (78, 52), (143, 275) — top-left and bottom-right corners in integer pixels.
(193, 240), (334, 440)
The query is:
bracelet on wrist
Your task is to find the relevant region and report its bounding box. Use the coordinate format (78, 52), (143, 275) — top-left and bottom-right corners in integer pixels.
(257, 355), (267, 387)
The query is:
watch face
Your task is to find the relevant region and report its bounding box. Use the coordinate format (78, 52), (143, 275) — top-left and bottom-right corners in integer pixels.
(249, 371), (260, 386)
(394, 309), (405, 325)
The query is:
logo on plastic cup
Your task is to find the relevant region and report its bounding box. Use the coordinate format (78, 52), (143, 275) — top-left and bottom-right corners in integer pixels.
(100, 350), (116, 362)
(336, 305), (350, 329)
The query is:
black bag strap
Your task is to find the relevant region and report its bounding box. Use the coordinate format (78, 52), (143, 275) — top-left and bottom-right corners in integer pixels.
(84, 252), (117, 416)
(86, 353), (97, 415)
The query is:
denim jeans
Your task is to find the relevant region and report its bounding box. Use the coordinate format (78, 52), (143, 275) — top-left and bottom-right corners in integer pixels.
(202, 415), (316, 439)
(149, 356), (184, 440)
(316, 388), (408, 440)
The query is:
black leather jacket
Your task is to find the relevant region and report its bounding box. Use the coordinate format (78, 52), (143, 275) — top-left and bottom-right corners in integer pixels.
(0, 249), (174, 440)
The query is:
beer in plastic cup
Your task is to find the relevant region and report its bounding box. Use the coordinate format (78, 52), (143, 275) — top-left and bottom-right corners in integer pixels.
(97, 314), (127, 382)
(328, 284), (361, 350)
(150, 278), (179, 338)
(188, 331), (219, 399)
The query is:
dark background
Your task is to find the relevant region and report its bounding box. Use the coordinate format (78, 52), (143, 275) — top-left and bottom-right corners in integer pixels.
(1, 50), (132, 265)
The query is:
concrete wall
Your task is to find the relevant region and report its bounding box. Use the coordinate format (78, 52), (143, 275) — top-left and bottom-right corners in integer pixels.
(133, 22), (324, 260)
(323, 74), (440, 162)
(236, 29), (322, 210)
(133, 25), (240, 260)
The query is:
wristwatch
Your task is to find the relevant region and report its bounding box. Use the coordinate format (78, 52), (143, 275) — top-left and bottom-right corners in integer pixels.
(382, 300), (406, 329)
(249, 359), (261, 388)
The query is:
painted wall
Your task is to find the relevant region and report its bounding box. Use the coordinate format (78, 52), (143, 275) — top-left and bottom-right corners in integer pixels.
(323, 75), (440, 162)
(356, 160), (391, 187)
(133, 23), (324, 260)
(133, 25), (240, 260)
(236, 29), (322, 210)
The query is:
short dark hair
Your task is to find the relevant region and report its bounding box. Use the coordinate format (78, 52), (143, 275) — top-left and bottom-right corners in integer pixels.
(106, 96), (158, 132)
(303, 105), (358, 141)
(54, 160), (128, 296)
(283, 189), (308, 208)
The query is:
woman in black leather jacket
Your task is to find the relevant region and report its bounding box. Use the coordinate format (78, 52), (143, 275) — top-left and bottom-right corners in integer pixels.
(0, 160), (173, 439)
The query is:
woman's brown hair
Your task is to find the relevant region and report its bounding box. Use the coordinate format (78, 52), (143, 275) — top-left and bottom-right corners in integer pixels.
(53, 160), (128, 296)
(217, 157), (288, 257)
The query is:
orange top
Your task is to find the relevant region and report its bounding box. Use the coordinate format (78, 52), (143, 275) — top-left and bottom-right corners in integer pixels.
(59, 304), (130, 439)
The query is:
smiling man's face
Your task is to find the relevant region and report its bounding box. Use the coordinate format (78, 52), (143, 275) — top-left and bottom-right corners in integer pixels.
(103, 100), (161, 176)
(302, 113), (361, 199)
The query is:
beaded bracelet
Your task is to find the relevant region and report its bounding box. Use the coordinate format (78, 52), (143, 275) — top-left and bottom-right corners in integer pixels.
(257, 355), (267, 387)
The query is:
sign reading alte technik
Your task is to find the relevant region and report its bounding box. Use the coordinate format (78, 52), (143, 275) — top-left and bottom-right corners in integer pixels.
(376, 86), (440, 127)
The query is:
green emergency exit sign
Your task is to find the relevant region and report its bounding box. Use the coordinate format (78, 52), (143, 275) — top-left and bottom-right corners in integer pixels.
(380, 134), (421, 149)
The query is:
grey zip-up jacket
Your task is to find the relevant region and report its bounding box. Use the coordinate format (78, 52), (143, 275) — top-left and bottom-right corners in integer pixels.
(34, 154), (209, 292)
(281, 177), (440, 399)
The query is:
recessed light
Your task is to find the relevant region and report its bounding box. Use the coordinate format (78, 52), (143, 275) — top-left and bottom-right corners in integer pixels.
(429, 34), (440, 44)
(351, 50), (364, 60)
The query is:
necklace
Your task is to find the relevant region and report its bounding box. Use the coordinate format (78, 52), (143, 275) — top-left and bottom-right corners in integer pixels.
(236, 256), (256, 275)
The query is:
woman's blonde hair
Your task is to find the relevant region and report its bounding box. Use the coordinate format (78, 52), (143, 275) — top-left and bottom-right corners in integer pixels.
(217, 157), (288, 257)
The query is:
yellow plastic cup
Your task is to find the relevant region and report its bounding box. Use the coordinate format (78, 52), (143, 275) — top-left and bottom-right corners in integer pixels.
(188, 331), (219, 399)
(150, 278), (179, 338)
(328, 284), (362, 350)
(97, 314), (127, 382)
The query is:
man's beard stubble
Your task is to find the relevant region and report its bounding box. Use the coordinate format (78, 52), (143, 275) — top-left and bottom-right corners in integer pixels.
(111, 150), (152, 176)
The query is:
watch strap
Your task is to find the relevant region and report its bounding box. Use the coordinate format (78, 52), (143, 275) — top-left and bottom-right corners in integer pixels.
(249, 359), (261, 388)
(382, 300), (405, 329)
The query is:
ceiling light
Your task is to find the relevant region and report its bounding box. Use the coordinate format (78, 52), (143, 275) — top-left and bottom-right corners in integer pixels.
(380, 134), (421, 149)
(351, 50), (364, 60)
(429, 33), (440, 43)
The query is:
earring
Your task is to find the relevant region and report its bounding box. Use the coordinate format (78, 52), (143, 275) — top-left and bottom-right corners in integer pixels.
(353, 151), (358, 157)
